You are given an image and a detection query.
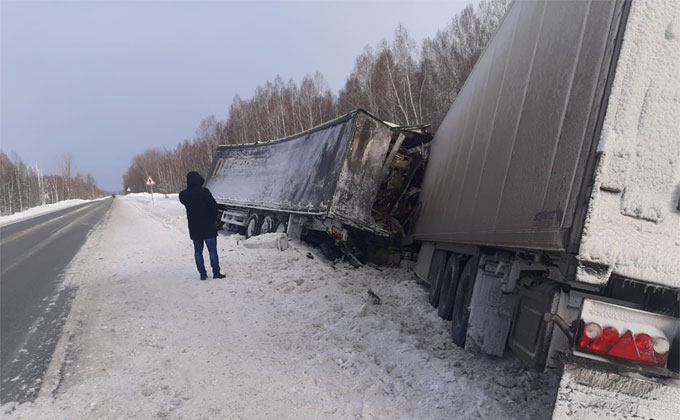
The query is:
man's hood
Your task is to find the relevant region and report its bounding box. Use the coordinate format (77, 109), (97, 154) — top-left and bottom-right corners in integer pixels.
(186, 171), (205, 188)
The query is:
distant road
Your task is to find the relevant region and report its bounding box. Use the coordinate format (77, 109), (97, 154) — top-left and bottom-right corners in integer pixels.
(0, 198), (112, 404)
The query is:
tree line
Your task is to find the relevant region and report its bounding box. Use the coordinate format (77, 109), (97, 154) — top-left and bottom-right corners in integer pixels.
(0, 153), (105, 216)
(123, 0), (510, 193)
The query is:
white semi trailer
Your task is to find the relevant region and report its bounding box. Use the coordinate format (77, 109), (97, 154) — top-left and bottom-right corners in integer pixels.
(413, 0), (679, 417)
(205, 110), (431, 250)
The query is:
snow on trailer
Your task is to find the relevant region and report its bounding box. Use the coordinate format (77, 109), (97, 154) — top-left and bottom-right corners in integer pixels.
(205, 109), (432, 244)
(576, 0), (680, 290)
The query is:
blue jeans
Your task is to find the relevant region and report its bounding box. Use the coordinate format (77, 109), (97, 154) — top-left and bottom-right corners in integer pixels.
(193, 237), (220, 275)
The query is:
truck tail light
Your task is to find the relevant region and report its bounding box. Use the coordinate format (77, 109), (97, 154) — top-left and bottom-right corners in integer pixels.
(578, 323), (601, 348)
(576, 322), (670, 367)
(329, 226), (347, 241)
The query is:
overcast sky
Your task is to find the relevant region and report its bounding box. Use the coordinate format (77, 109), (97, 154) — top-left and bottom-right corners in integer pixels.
(2, 0), (472, 191)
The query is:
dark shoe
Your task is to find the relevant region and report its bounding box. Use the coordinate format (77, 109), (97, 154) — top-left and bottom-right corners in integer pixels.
(200, 274), (208, 280)
(213, 273), (226, 279)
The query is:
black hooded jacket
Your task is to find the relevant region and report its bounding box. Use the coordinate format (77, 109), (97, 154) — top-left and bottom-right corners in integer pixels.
(179, 171), (219, 240)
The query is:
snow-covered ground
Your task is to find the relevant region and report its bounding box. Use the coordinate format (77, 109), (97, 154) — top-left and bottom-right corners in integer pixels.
(0, 198), (107, 227)
(2, 193), (559, 419)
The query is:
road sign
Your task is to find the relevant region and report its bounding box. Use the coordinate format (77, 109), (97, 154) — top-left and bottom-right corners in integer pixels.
(145, 176), (156, 205)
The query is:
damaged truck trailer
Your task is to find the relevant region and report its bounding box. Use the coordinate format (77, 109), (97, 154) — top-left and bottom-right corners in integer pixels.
(413, 0), (679, 418)
(205, 109), (431, 260)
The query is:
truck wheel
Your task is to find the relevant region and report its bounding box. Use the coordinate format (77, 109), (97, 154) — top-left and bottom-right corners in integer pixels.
(245, 214), (260, 238)
(451, 254), (479, 347)
(428, 250), (448, 307)
(438, 254), (462, 320)
(260, 216), (275, 234)
(216, 211), (225, 230)
(275, 221), (287, 233)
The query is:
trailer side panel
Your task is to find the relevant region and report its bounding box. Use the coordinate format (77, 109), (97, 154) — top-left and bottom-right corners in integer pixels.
(205, 114), (355, 215)
(414, 0), (625, 251)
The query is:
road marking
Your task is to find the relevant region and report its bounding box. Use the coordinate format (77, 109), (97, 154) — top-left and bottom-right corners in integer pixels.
(0, 202), (98, 247)
(0, 203), (107, 277)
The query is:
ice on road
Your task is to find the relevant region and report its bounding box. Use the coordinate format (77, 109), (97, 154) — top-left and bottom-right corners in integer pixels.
(3, 193), (558, 419)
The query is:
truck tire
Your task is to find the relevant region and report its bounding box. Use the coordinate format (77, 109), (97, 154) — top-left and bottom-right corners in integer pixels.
(216, 211), (225, 230)
(438, 254), (462, 320)
(245, 213), (260, 238)
(260, 216), (275, 234)
(428, 250), (448, 307)
(451, 254), (479, 347)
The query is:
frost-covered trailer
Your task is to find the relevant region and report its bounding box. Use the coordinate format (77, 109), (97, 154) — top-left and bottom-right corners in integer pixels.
(413, 0), (679, 418)
(206, 110), (431, 247)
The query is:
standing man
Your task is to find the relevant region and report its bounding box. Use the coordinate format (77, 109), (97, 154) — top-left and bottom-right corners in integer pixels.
(179, 171), (226, 280)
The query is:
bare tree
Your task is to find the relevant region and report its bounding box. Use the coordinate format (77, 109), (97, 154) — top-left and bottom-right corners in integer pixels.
(121, 0), (511, 194)
(0, 151), (105, 216)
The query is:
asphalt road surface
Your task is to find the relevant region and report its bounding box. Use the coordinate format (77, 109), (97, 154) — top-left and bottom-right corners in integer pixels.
(0, 198), (112, 404)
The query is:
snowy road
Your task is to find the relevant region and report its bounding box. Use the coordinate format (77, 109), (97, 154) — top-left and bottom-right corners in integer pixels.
(0, 199), (112, 404)
(2, 194), (559, 419)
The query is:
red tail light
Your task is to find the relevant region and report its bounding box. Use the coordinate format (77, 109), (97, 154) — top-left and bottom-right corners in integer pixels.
(653, 337), (670, 354)
(576, 299), (676, 371)
(577, 322), (670, 368)
(578, 323), (602, 348)
(607, 330), (637, 360)
(634, 333), (656, 363)
(588, 326), (620, 354)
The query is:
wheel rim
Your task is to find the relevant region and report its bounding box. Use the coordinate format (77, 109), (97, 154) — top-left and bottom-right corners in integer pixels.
(247, 218), (257, 237)
(261, 216), (273, 234)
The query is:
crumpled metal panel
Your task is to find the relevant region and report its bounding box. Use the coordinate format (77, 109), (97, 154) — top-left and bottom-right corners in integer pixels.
(328, 113), (394, 234)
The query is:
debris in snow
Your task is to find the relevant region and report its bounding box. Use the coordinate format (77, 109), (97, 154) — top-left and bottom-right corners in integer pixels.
(367, 288), (382, 305)
(241, 233), (289, 251)
(367, 263), (383, 272)
(343, 251), (363, 268)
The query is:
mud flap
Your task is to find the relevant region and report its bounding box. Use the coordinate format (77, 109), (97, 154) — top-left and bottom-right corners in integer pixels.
(286, 215), (304, 241)
(414, 242), (435, 282)
(508, 279), (562, 371)
(465, 268), (518, 357)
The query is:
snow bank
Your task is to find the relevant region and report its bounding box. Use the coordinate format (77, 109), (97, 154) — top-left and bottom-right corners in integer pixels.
(0, 198), (103, 227)
(2, 197), (558, 419)
(578, 0), (680, 288)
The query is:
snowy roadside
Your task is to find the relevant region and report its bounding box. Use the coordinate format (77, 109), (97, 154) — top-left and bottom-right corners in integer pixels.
(0, 197), (107, 227)
(2, 193), (559, 419)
